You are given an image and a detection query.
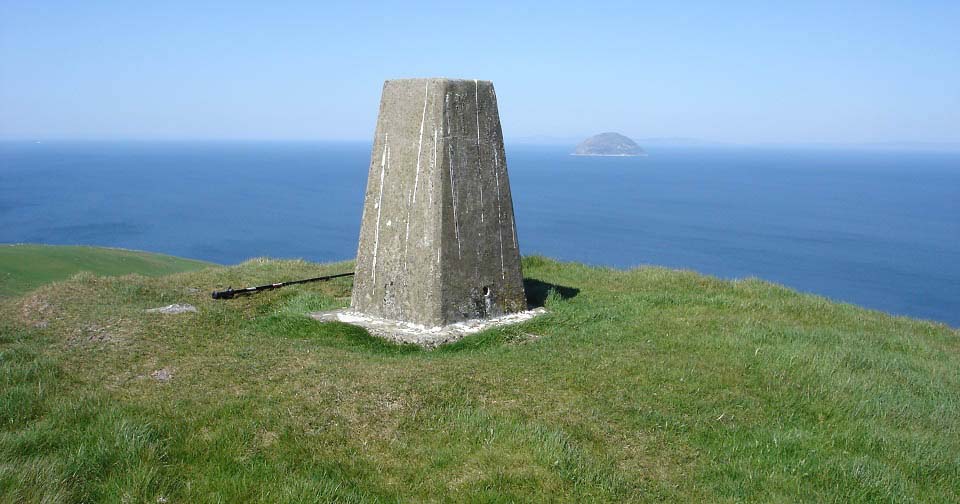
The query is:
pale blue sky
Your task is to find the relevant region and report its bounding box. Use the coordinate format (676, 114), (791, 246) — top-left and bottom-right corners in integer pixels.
(1, 1), (958, 143)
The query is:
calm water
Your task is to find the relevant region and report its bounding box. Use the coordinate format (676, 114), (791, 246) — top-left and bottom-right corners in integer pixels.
(1, 141), (958, 326)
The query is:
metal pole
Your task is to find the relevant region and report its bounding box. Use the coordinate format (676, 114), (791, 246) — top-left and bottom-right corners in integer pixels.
(211, 272), (354, 299)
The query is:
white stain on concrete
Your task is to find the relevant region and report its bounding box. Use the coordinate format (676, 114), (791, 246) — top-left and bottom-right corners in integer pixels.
(371, 136), (389, 285)
(447, 125), (462, 259)
(494, 152), (505, 279)
(429, 127), (438, 207)
(402, 83), (431, 277)
(412, 81), (428, 205)
(474, 79), (484, 225)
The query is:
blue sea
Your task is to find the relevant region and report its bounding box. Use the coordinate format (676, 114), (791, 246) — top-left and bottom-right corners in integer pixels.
(1, 141), (958, 326)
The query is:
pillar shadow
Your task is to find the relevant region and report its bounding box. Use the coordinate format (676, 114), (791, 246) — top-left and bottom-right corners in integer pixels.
(523, 278), (580, 308)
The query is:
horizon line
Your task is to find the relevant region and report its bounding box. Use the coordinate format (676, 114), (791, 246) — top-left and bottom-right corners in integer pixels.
(2, 137), (960, 151)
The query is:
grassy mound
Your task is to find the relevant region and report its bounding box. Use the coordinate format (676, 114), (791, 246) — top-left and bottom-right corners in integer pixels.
(1, 253), (957, 502)
(0, 244), (212, 298)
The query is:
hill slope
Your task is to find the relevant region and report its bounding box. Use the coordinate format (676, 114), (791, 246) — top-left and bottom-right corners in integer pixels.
(1, 254), (957, 502)
(0, 244), (212, 297)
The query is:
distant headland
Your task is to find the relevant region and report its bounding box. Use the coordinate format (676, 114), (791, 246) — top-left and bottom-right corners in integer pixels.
(572, 132), (647, 156)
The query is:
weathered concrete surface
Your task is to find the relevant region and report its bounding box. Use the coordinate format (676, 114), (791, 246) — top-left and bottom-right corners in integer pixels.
(312, 308), (545, 348)
(351, 78), (525, 327)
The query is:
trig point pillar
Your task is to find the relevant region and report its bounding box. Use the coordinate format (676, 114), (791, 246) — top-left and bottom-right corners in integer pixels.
(350, 78), (526, 327)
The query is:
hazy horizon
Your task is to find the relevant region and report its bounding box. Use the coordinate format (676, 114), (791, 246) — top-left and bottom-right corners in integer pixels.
(2, 2), (958, 144)
(4, 138), (960, 151)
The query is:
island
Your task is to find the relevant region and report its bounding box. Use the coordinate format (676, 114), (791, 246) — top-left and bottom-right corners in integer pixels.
(572, 132), (647, 156)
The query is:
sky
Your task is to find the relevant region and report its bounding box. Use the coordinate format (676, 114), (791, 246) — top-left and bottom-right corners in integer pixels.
(1, 1), (958, 144)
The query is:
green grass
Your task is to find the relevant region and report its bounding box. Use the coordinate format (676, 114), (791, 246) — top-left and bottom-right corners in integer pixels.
(0, 244), (212, 297)
(1, 250), (957, 502)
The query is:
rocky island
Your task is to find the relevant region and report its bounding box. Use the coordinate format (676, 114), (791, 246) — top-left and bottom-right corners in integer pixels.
(572, 132), (647, 156)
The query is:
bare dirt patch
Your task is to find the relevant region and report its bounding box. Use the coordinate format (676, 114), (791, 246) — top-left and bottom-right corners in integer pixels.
(18, 293), (54, 328)
(67, 319), (129, 345)
(151, 368), (174, 382)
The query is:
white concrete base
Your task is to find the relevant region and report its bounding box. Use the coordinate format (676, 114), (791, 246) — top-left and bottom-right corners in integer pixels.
(309, 308), (547, 348)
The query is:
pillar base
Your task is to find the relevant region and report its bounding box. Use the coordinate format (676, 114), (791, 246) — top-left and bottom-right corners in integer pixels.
(310, 307), (546, 348)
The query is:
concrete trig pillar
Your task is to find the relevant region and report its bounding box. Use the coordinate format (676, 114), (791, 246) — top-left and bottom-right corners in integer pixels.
(350, 78), (526, 327)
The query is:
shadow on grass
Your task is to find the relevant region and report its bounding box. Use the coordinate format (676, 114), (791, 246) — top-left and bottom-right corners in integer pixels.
(437, 279), (580, 353)
(524, 278), (580, 308)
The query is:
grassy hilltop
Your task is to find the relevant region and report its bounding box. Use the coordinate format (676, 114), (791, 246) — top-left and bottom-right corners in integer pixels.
(1, 246), (958, 502)
(0, 244), (211, 298)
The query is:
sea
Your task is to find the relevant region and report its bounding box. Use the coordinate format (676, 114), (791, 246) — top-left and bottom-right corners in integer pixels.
(1, 141), (958, 326)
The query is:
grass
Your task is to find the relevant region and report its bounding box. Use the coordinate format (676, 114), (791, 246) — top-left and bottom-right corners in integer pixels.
(0, 249), (958, 502)
(0, 244), (212, 298)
